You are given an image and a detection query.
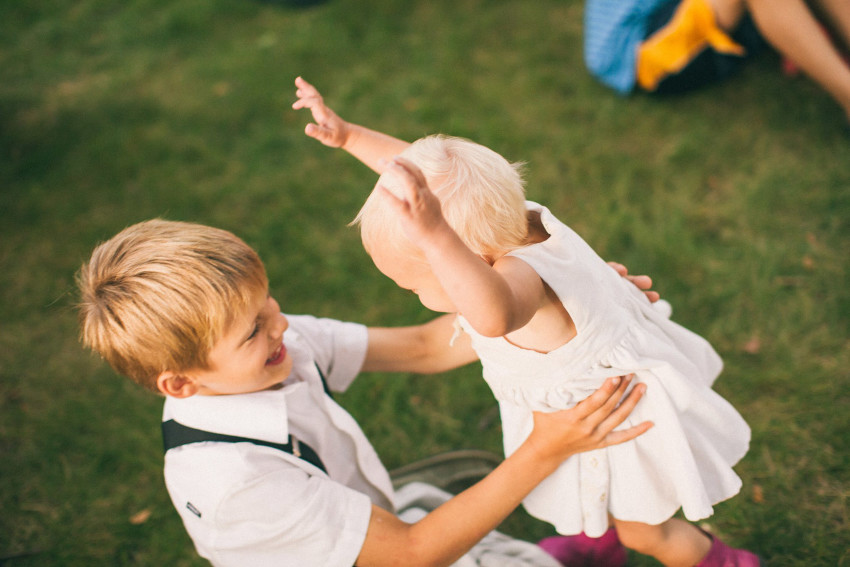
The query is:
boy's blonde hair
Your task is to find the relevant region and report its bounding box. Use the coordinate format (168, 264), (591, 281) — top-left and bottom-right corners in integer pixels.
(354, 135), (528, 260)
(77, 219), (268, 392)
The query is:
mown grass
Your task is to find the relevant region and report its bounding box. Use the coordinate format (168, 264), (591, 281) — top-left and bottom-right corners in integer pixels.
(1, 0), (848, 565)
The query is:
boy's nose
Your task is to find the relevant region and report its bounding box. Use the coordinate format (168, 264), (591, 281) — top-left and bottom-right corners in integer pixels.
(270, 312), (288, 340)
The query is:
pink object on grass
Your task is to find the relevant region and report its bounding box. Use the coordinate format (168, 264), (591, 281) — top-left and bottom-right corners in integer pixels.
(695, 534), (761, 567)
(537, 528), (627, 567)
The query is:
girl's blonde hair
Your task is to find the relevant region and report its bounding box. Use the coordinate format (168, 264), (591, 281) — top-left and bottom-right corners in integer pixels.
(77, 219), (268, 392)
(354, 135), (528, 260)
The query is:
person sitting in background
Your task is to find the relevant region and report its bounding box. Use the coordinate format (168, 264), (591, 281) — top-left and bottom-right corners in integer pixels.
(584, 0), (850, 126)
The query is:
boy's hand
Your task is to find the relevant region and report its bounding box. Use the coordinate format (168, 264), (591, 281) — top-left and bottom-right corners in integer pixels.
(607, 261), (660, 303)
(528, 374), (652, 461)
(379, 157), (453, 250)
(292, 76), (351, 148)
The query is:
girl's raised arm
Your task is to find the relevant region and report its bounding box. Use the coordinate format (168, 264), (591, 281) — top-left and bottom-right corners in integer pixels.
(381, 157), (545, 337)
(293, 76), (409, 173)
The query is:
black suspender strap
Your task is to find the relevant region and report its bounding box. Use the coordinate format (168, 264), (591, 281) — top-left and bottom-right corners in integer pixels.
(161, 419), (327, 474)
(161, 362), (333, 472)
(314, 362), (333, 399)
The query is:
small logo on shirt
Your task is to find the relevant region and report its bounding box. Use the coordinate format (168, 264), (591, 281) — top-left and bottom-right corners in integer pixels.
(186, 502), (202, 518)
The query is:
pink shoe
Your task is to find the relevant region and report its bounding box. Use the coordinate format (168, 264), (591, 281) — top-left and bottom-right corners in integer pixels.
(695, 534), (761, 567)
(537, 528), (627, 567)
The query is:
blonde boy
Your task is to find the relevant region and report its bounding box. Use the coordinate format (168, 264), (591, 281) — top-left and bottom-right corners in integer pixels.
(77, 218), (650, 567)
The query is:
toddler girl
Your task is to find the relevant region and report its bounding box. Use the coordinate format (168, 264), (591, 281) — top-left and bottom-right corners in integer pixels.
(295, 77), (759, 567)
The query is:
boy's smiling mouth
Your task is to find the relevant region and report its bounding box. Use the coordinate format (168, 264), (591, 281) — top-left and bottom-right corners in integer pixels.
(266, 343), (287, 366)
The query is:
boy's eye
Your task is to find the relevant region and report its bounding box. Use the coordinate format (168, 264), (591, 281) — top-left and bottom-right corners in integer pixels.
(247, 323), (260, 341)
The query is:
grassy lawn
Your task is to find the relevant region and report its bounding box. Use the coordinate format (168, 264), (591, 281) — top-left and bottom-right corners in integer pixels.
(1, 0), (848, 565)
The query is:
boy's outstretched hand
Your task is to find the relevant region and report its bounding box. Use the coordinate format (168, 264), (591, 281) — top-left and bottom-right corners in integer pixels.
(292, 76), (351, 148)
(529, 374), (652, 461)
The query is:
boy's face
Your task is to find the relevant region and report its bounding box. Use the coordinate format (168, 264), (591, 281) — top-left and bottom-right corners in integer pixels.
(188, 290), (293, 395)
(368, 239), (457, 313)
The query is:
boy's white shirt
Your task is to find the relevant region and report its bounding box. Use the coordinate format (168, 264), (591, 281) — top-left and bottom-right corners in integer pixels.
(162, 314), (394, 567)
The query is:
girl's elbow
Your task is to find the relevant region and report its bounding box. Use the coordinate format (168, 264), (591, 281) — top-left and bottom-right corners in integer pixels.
(473, 316), (518, 338)
(477, 324), (509, 338)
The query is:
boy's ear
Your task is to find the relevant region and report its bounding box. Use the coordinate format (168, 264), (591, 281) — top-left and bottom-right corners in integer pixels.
(156, 371), (201, 398)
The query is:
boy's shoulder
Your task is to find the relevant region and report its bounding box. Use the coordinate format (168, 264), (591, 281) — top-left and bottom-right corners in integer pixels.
(284, 314), (368, 388)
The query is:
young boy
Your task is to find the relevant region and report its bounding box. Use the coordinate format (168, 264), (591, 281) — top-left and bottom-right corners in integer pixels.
(78, 218), (652, 567)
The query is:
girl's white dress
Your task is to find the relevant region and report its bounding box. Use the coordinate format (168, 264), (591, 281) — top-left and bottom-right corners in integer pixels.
(456, 201), (750, 538)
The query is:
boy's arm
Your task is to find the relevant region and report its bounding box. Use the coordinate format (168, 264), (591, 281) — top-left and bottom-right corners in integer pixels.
(363, 314), (478, 374)
(293, 76), (410, 173)
(382, 158), (544, 337)
(355, 375), (652, 567)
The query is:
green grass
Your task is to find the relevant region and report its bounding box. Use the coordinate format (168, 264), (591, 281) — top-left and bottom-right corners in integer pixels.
(1, 0), (849, 565)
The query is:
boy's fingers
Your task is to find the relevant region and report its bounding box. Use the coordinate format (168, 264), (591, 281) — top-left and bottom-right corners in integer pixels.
(596, 382), (647, 433)
(574, 375), (629, 421)
(627, 274), (653, 290)
(601, 420), (653, 448)
(607, 261), (627, 277)
(591, 375), (635, 426)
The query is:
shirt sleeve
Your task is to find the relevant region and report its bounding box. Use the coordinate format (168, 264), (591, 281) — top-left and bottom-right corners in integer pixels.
(286, 314), (368, 393)
(210, 453), (373, 567)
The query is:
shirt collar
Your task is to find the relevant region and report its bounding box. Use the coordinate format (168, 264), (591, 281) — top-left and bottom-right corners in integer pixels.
(163, 388), (291, 444)
(161, 327), (310, 444)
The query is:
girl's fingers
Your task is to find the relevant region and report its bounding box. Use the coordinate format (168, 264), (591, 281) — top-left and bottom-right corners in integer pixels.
(377, 185), (408, 213)
(294, 76), (318, 95)
(384, 159), (424, 204)
(393, 156), (429, 188)
(304, 123), (326, 140)
(292, 95), (323, 112)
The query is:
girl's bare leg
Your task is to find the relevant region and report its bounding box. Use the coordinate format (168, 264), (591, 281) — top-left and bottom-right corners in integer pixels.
(613, 517), (712, 567)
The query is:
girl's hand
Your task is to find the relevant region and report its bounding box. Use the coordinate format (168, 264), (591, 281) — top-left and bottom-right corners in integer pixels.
(527, 375), (652, 462)
(292, 76), (351, 148)
(379, 156), (454, 250)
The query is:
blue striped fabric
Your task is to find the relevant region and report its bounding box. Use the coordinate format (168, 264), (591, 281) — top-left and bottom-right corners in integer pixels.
(583, 0), (676, 94)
